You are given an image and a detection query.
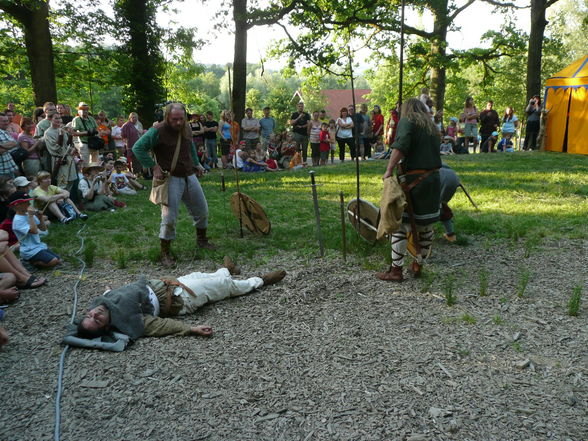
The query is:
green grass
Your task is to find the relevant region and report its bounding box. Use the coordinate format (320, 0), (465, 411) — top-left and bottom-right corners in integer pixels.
(479, 269), (489, 296)
(42, 152), (588, 265)
(442, 275), (457, 306)
(461, 313), (477, 324)
(568, 285), (582, 316)
(516, 269), (531, 298)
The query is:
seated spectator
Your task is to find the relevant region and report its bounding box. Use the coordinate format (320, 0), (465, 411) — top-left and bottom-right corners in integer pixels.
(110, 160), (137, 195)
(0, 177), (16, 223)
(114, 157), (145, 191)
(32, 171), (87, 223)
(9, 191), (61, 268)
(242, 144), (273, 172)
(0, 325), (7, 348)
(13, 176), (30, 192)
(481, 131), (499, 153)
(440, 137), (454, 155)
(17, 117), (42, 178)
(0, 229), (46, 302)
(289, 151), (305, 170)
(78, 163), (115, 211)
(234, 147), (246, 170)
(280, 132), (297, 169)
(497, 136), (514, 152)
(197, 143), (211, 171)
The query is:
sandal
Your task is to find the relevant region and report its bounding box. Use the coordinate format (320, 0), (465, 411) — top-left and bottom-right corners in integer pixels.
(18, 275), (47, 290)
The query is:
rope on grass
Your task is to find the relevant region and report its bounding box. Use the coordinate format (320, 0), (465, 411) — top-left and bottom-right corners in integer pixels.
(54, 224), (87, 441)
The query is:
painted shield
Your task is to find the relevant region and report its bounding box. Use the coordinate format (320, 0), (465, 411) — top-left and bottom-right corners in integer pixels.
(230, 192), (271, 235)
(347, 198), (383, 243)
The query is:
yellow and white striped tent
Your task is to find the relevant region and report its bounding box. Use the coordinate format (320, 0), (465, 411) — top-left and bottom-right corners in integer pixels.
(544, 55), (588, 154)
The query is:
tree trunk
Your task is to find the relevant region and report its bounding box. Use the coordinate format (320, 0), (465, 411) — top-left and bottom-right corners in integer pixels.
(0, 1), (57, 105)
(232, 0), (248, 124)
(429, 2), (449, 113)
(526, 0), (548, 102)
(116, 0), (164, 127)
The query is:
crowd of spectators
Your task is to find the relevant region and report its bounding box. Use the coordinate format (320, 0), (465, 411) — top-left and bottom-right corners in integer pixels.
(420, 91), (543, 155)
(0, 100), (151, 346)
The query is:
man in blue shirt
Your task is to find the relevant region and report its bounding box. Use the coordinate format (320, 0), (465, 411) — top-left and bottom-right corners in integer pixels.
(259, 107), (276, 150)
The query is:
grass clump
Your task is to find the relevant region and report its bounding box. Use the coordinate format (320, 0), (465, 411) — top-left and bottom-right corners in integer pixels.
(443, 275), (457, 306)
(84, 240), (96, 267)
(479, 269), (489, 296)
(516, 269), (531, 298)
(115, 250), (127, 269)
(461, 313), (477, 324)
(492, 314), (504, 325)
(420, 269), (435, 293)
(568, 285), (582, 316)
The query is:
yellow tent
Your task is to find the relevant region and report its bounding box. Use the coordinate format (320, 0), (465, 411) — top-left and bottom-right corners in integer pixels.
(544, 55), (588, 154)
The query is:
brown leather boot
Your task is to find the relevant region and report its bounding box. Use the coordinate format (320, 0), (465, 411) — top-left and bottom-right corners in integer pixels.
(409, 261), (422, 278)
(261, 270), (286, 286)
(376, 265), (404, 282)
(196, 228), (217, 250)
(160, 239), (175, 267)
(223, 256), (241, 275)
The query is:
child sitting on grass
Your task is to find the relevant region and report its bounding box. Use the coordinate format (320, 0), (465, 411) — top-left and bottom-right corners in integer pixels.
(110, 160), (137, 195)
(440, 136), (454, 155)
(9, 191), (61, 268)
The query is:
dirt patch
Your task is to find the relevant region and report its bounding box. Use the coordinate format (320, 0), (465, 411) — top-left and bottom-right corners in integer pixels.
(1, 238), (586, 441)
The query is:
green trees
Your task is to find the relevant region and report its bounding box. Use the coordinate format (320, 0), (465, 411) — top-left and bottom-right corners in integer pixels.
(0, 0), (57, 105)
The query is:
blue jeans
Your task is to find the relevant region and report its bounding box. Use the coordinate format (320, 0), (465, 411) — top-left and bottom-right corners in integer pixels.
(205, 139), (218, 168)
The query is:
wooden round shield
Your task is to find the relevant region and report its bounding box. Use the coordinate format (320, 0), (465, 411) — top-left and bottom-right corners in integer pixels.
(230, 192), (271, 235)
(406, 231), (433, 260)
(347, 198), (381, 243)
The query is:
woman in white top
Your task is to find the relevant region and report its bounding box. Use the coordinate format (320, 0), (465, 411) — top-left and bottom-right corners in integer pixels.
(308, 111), (322, 166)
(335, 107), (355, 162)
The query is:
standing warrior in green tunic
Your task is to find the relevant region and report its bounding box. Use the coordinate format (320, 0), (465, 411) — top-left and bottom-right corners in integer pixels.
(377, 98), (442, 282)
(133, 103), (214, 267)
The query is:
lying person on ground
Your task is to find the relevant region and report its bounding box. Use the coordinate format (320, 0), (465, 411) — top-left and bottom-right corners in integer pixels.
(9, 191), (61, 268)
(31, 171), (87, 223)
(65, 257), (286, 351)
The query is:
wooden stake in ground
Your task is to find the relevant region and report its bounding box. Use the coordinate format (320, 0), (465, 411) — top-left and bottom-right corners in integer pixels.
(348, 46), (361, 235)
(232, 166), (244, 238)
(340, 191), (347, 262)
(308, 171), (324, 257)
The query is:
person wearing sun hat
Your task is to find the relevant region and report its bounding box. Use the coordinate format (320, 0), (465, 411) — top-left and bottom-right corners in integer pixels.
(78, 162), (115, 211)
(71, 102), (99, 164)
(13, 176), (30, 192)
(9, 191), (61, 268)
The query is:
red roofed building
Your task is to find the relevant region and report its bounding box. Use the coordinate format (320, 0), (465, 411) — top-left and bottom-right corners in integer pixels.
(321, 89), (371, 120)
